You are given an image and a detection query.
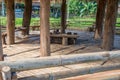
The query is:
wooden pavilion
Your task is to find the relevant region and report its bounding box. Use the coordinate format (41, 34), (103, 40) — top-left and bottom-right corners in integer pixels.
(0, 0), (119, 79)
(0, 0), (118, 57)
(0, 0), (118, 58)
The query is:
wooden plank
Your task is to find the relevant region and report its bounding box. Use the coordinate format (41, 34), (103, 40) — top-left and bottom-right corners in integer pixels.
(50, 34), (79, 38)
(18, 63), (120, 80)
(62, 70), (120, 80)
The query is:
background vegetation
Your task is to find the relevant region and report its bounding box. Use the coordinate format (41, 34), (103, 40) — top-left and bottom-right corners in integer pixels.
(0, 0), (120, 29)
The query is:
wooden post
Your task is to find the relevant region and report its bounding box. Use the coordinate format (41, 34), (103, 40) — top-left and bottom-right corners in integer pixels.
(0, 24), (4, 80)
(1, 66), (11, 80)
(0, 26), (4, 61)
(61, 0), (67, 33)
(22, 0), (32, 35)
(5, 0), (15, 45)
(102, 0), (118, 50)
(94, 0), (106, 39)
(40, 0), (50, 56)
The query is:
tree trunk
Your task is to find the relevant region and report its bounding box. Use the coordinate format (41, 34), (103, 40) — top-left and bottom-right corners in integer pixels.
(6, 0), (15, 45)
(102, 0), (118, 50)
(40, 0), (50, 56)
(22, 0), (32, 35)
(61, 0), (67, 34)
(94, 0), (106, 39)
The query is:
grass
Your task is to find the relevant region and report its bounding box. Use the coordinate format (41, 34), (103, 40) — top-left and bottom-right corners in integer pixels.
(0, 16), (120, 29)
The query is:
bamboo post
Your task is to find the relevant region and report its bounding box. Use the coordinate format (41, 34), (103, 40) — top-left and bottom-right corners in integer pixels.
(1, 66), (11, 80)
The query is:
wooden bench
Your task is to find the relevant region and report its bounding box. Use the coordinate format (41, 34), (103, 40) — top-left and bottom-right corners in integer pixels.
(2, 32), (7, 45)
(31, 26), (40, 31)
(16, 27), (27, 36)
(50, 33), (79, 46)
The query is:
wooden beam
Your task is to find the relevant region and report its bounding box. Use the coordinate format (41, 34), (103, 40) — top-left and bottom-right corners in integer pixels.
(61, 0), (67, 33)
(40, 0), (51, 56)
(62, 70), (120, 80)
(0, 51), (120, 72)
(102, 0), (118, 50)
(5, 0), (15, 45)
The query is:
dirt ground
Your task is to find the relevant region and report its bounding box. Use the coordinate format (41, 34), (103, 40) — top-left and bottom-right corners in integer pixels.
(2, 30), (120, 80)
(3, 30), (120, 61)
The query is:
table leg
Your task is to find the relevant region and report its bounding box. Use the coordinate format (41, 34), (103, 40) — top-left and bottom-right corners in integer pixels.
(62, 37), (68, 46)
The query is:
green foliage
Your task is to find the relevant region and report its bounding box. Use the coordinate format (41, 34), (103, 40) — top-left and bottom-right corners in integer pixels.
(69, 0), (97, 17)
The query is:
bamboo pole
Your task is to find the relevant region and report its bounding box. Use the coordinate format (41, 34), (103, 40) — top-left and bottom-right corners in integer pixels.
(1, 66), (11, 80)
(0, 51), (119, 72)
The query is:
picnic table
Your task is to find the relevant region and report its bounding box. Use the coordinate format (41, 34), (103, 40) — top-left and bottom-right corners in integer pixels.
(50, 33), (79, 46)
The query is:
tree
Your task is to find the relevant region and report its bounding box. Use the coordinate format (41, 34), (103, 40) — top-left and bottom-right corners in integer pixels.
(69, 0), (97, 17)
(22, 0), (32, 35)
(94, 0), (106, 39)
(5, 0), (15, 45)
(102, 0), (118, 50)
(40, 0), (50, 56)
